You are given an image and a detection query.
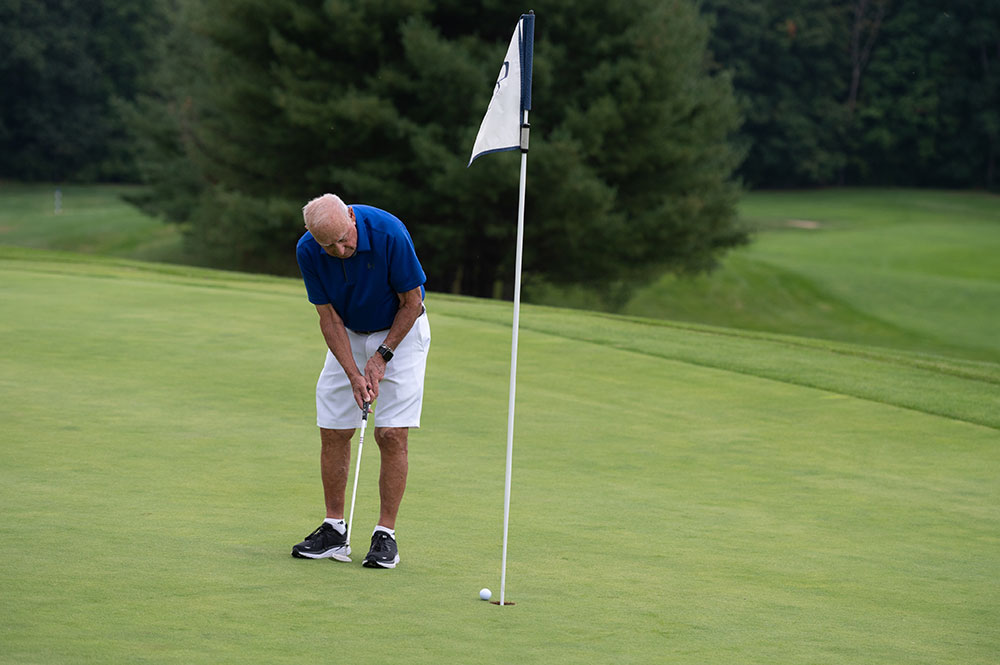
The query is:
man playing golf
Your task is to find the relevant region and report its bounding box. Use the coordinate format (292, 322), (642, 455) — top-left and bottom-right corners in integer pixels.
(291, 193), (430, 569)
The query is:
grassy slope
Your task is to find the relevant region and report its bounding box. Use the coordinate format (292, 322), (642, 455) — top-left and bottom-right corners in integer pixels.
(619, 189), (1000, 362)
(1, 249), (998, 664)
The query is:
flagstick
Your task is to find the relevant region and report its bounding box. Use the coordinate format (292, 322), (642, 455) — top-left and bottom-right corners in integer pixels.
(500, 110), (529, 607)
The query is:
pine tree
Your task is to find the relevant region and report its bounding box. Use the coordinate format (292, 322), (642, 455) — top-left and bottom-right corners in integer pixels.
(133, 0), (747, 292)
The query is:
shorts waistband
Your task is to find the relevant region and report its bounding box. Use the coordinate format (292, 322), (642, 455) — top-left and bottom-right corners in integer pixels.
(350, 305), (425, 335)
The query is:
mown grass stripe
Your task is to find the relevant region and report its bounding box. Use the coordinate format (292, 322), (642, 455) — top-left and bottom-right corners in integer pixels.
(430, 301), (1000, 431)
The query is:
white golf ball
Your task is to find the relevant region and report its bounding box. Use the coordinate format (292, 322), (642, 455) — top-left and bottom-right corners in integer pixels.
(479, 588), (492, 601)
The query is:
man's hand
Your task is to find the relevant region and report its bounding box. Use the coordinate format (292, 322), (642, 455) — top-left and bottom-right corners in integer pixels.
(349, 372), (374, 410)
(363, 354), (387, 401)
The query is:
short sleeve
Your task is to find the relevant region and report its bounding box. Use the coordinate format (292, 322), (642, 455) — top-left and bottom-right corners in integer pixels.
(387, 228), (426, 294)
(296, 241), (329, 305)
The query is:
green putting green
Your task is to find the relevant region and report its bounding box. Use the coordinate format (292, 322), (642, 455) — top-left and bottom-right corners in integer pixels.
(2, 249), (997, 664)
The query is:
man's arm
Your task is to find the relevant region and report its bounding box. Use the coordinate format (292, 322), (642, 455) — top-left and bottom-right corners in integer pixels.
(383, 286), (425, 351)
(363, 286), (424, 399)
(315, 303), (372, 408)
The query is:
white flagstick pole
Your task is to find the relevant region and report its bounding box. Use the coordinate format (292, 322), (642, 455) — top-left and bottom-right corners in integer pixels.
(500, 109), (529, 607)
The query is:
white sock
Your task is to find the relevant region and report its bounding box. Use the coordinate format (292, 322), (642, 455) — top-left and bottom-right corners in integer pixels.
(324, 518), (346, 535)
(374, 524), (395, 538)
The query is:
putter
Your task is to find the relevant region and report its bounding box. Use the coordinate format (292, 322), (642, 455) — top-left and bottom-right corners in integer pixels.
(334, 400), (371, 562)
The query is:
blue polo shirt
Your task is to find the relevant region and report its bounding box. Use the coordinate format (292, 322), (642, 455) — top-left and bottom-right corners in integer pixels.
(296, 205), (426, 332)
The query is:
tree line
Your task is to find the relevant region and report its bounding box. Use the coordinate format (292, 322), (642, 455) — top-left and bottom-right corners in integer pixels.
(703, 0), (999, 189)
(1, 0), (997, 294)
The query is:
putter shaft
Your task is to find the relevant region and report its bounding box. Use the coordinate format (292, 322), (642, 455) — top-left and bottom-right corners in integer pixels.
(345, 401), (371, 550)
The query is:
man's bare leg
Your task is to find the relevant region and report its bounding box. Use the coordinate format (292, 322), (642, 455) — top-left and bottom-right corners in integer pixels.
(320, 427), (354, 519)
(373, 427), (408, 529)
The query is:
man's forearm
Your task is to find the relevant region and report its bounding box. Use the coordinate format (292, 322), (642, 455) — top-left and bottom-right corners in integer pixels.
(318, 306), (361, 379)
(380, 288), (424, 351)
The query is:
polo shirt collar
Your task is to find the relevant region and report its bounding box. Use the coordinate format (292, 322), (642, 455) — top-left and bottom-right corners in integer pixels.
(352, 207), (371, 254)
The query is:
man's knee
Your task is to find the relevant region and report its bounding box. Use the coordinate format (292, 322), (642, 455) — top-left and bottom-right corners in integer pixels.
(320, 428), (354, 449)
(374, 427), (408, 454)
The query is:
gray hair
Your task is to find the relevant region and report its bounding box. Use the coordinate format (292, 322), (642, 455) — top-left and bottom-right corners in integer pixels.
(302, 193), (349, 232)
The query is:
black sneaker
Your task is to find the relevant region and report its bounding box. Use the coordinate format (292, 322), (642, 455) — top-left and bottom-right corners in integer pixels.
(291, 522), (350, 560)
(362, 530), (400, 569)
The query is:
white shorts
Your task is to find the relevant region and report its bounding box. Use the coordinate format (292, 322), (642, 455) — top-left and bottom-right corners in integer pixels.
(316, 312), (430, 429)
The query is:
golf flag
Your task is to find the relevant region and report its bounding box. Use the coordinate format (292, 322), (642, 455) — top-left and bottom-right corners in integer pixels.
(468, 13), (534, 166)
(467, 12), (535, 608)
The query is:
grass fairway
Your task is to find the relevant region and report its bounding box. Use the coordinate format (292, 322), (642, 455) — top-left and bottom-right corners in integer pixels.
(2, 247), (998, 664)
(607, 189), (1000, 362)
(0, 182), (184, 263)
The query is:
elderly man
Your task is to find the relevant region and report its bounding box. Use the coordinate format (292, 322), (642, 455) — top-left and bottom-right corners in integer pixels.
(291, 194), (430, 569)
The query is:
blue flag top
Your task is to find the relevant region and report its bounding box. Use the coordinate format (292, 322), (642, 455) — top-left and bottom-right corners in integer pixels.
(520, 12), (534, 112)
(468, 13), (535, 166)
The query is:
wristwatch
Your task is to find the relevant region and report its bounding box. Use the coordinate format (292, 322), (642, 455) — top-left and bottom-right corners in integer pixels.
(376, 344), (394, 363)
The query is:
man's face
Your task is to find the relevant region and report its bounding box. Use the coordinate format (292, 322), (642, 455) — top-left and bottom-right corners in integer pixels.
(312, 207), (357, 259)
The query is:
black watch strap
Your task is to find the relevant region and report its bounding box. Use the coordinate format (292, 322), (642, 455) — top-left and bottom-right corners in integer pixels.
(377, 344), (394, 362)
